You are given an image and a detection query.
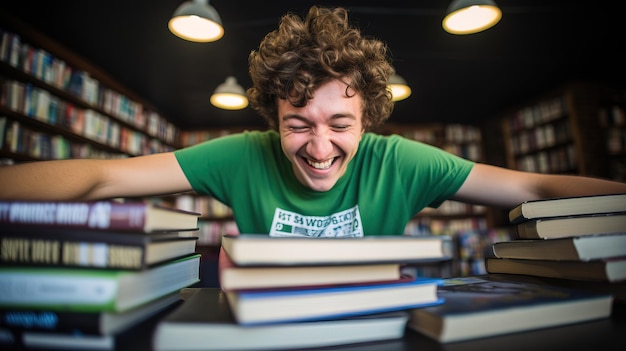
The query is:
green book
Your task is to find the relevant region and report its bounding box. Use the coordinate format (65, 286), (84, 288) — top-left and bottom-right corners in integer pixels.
(0, 254), (200, 312)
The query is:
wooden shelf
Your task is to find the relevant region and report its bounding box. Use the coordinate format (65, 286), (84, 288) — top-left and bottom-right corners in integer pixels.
(0, 15), (180, 162)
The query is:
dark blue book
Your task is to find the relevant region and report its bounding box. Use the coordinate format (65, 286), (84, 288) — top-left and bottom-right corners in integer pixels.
(225, 275), (443, 325)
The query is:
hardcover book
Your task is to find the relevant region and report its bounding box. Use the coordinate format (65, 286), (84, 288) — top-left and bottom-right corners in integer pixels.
(224, 276), (443, 325)
(0, 292), (180, 335)
(0, 254), (200, 312)
(491, 232), (626, 261)
(218, 250), (402, 290)
(0, 226), (198, 270)
(0, 200), (200, 232)
(515, 213), (626, 239)
(508, 193), (626, 224)
(153, 288), (409, 351)
(221, 234), (448, 266)
(408, 275), (613, 343)
(485, 257), (626, 283)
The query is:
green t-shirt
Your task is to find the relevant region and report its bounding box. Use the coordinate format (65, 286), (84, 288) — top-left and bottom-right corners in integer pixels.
(174, 130), (474, 236)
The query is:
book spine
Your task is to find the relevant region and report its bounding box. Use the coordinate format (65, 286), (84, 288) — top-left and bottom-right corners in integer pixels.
(0, 271), (117, 311)
(0, 236), (147, 270)
(0, 201), (147, 231)
(0, 310), (101, 335)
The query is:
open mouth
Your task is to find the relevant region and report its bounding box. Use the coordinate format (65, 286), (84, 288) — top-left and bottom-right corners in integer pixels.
(305, 157), (337, 170)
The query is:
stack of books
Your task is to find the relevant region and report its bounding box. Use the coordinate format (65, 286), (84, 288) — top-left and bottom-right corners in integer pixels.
(484, 193), (626, 299)
(153, 233), (450, 351)
(0, 200), (202, 350)
(407, 193), (626, 344)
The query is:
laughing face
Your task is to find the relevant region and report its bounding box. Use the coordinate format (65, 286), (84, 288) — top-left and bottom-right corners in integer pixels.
(278, 79), (364, 192)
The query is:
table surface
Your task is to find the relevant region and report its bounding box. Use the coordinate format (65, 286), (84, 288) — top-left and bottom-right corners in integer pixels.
(127, 304), (626, 351)
(5, 284), (626, 351)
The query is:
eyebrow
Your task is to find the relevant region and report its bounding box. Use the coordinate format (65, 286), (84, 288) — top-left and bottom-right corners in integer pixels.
(281, 113), (357, 124)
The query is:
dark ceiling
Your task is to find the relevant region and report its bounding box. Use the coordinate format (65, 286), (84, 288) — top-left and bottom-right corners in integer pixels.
(1, 1), (624, 130)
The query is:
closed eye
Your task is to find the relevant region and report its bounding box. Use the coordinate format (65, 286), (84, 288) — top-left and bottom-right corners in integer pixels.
(289, 126), (310, 132)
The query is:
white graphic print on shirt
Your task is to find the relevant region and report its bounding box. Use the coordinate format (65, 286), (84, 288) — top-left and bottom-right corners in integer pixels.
(269, 205), (364, 237)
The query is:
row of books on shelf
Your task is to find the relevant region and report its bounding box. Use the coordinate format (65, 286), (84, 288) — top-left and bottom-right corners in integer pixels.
(0, 77), (176, 155)
(606, 128), (626, 155)
(179, 129), (235, 147)
(418, 200), (487, 216)
(513, 144), (577, 174)
(504, 96), (566, 132)
(456, 227), (514, 276)
(508, 118), (572, 156)
(0, 200), (203, 349)
(0, 27), (178, 145)
(175, 194), (233, 218)
(599, 104), (626, 127)
(394, 124), (482, 145)
(404, 216), (488, 236)
(0, 116), (129, 160)
(440, 142), (482, 162)
(195, 220), (239, 246)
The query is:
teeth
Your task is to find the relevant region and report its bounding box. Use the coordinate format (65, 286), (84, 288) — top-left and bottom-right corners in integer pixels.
(307, 159), (333, 169)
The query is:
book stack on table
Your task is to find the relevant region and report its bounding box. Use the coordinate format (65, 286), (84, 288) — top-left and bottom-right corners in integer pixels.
(485, 193), (626, 301)
(0, 200), (202, 350)
(153, 233), (451, 351)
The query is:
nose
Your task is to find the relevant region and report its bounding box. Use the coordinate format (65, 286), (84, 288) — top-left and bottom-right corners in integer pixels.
(306, 128), (333, 160)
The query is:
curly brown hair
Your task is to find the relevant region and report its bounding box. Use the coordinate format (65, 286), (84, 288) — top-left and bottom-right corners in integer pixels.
(247, 6), (394, 131)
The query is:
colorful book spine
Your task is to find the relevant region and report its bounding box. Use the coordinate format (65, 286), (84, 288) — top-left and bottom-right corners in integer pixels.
(0, 200), (198, 231)
(0, 227), (197, 270)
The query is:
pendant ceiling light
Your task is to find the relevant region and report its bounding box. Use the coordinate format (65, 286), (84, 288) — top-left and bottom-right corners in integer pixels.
(210, 76), (249, 110)
(168, 0), (224, 42)
(388, 73), (412, 102)
(442, 0), (502, 35)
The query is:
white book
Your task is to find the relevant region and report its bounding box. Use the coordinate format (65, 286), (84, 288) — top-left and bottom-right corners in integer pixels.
(154, 288), (409, 351)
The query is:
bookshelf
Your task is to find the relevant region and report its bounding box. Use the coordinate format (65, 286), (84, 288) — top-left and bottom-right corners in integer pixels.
(500, 81), (610, 178)
(0, 15), (179, 163)
(597, 85), (626, 182)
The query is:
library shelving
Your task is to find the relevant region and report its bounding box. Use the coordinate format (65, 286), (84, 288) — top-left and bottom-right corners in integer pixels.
(500, 81), (610, 178)
(174, 193), (238, 246)
(0, 14), (179, 163)
(597, 85), (626, 182)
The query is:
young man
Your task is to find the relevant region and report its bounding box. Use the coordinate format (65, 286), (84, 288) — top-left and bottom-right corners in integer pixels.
(0, 6), (625, 237)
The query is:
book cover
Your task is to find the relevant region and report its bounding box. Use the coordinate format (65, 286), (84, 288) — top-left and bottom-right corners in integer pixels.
(153, 288), (409, 351)
(485, 257), (626, 283)
(508, 193), (626, 224)
(0, 292), (180, 336)
(0, 227), (198, 270)
(225, 276), (443, 325)
(515, 213), (626, 239)
(0, 200), (200, 232)
(408, 275), (613, 343)
(0, 254), (200, 312)
(218, 250), (401, 291)
(221, 234), (449, 266)
(491, 232), (626, 261)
